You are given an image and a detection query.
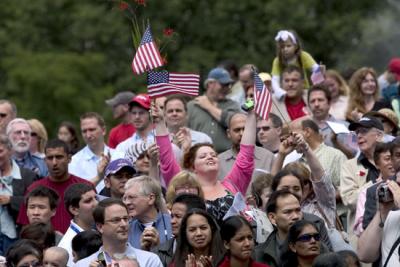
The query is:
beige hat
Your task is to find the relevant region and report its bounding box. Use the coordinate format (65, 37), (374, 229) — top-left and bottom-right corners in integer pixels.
(366, 108), (399, 131)
(258, 72), (271, 82)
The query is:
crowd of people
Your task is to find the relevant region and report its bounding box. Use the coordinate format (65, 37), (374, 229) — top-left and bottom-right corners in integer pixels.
(1, 29), (400, 267)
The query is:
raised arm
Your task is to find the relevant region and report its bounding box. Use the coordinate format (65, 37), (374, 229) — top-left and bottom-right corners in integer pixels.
(152, 102), (181, 185)
(222, 110), (256, 195)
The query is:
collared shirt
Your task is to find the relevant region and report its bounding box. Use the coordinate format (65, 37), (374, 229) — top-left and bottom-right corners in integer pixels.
(187, 98), (241, 153)
(0, 160), (21, 239)
(74, 243), (163, 267)
(217, 146), (274, 181)
(13, 151), (48, 178)
(58, 220), (83, 267)
(69, 145), (116, 192)
(128, 212), (172, 249)
(115, 131), (156, 155)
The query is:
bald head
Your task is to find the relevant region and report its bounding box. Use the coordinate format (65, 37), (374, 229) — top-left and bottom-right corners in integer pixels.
(227, 113), (247, 149)
(44, 247), (69, 267)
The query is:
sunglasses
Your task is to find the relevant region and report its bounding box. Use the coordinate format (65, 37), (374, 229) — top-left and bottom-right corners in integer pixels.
(257, 126), (271, 132)
(18, 261), (42, 267)
(296, 233), (321, 242)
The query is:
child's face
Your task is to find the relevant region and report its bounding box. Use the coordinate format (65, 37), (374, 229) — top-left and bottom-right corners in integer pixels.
(280, 39), (297, 59)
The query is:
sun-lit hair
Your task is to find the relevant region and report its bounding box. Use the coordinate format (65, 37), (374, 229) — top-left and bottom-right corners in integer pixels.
(346, 67), (379, 120)
(165, 170), (204, 206)
(325, 69), (350, 96)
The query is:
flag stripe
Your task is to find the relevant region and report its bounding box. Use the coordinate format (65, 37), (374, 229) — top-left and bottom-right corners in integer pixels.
(131, 26), (164, 75)
(253, 71), (272, 120)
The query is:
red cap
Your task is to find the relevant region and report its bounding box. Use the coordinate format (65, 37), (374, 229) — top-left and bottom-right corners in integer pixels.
(130, 94), (151, 110)
(389, 58), (400, 81)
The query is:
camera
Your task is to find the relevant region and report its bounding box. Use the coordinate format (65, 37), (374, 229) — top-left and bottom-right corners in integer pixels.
(241, 99), (254, 112)
(378, 184), (393, 203)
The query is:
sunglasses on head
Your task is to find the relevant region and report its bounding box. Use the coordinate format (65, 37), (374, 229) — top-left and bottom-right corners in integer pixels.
(296, 233), (321, 242)
(18, 261), (42, 267)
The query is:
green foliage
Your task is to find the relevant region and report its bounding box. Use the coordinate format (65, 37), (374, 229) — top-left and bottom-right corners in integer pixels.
(0, 0), (387, 137)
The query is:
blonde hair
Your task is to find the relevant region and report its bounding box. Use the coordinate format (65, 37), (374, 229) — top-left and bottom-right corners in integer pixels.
(346, 67), (379, 120)
(27, 119), (48, 154)
(165, 170), (204, 207)
(325, 69), (350, 96)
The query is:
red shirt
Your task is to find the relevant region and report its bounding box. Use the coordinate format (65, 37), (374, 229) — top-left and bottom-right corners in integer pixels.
(108, 123), (136, 149)
(17, 175), (94, 233)
(285, 97), (307, 120)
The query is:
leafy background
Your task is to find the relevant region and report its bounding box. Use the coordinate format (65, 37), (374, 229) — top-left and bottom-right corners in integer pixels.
(0, 0), (398, 138)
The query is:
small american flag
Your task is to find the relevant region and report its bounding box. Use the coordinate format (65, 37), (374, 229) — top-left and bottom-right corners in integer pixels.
(254, 71), (272, 120)
(147, 70), (199, 97)
(131, 25), (164, 75)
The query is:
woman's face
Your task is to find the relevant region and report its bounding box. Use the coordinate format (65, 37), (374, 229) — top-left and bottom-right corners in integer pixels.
(135, 153), (150, 174)
(57, 126), (72, 143)
(186, 214), (212, 250)
(290, 225), (321, 258)
(276, 175), (303, 200)
(225, 225), (254, 261)
(325, 76), (340, 99)
(280, 39), (297, 60)
(360, 73), (377, 96)
(16, 254), (41, 267)
(193, 146), (219, 174)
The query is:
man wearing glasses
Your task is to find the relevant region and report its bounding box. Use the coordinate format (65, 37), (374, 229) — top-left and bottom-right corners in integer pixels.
(187, 67), (241, 153)
(75, 198), (162, 267)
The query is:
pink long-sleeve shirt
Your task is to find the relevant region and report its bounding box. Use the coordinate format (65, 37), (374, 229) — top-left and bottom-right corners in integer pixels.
(156, 134), (254, 196)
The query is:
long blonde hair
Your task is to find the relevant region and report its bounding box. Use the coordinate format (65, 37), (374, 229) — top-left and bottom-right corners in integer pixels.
(325, 69), (350, 96)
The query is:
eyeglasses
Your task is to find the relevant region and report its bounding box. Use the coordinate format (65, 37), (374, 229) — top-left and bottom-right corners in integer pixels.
(354, 127), (371, 135)
(0, 113), (7, 118)
(17, 261), (42, 267)
(105, 216), (130, 224)
(257, 126), (271, 132)
(296, 233), (321, 242)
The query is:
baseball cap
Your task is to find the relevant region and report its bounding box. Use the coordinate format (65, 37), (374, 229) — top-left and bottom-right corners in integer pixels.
(104, 158), (136, 178)
(130, 94), (151, 110)
(348, 116), (384, 131)
(388, 58), (400, 81)
(105, 91), (135, 107)
(207, 67), (234, 85)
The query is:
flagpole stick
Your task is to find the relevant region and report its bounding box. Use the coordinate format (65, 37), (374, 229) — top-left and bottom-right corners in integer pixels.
(150, 98), (157, 144)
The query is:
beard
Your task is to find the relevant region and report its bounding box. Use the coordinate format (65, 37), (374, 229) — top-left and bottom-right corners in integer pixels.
(12, 140), (30, 153)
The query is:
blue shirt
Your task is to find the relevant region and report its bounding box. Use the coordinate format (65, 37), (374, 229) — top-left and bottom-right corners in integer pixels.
(13, 152), (47, 178)
(128, 212), (173, 249)
(68, 145), (116, 191)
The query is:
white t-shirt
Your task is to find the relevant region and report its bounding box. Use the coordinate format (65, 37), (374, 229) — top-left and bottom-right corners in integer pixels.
(381, 210), (400, 267)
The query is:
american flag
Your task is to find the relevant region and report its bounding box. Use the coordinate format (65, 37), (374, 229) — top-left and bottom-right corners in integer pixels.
(131, 25), (164, 75)
(254, 71), (272, 120)
(147, 70), (199, 97)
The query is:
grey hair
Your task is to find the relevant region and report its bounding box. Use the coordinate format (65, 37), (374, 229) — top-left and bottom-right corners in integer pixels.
(125, 175), (163, 210)
(44, 246), (69, 266)
(6, 118), (31, 136)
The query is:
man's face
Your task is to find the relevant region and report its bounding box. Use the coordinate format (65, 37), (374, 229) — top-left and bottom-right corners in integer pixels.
(282, 71), (304, 99)
(309, 90), (330, 120)
(130, 106), (150, 131)
(239, 69), (253, 90)
(123, 184), (154, 220)
(0, 103), (14, 133)
(97, 204), (129, 243)
(207, 80), (231, 102)
(80, 118), (105, 148)
(165, 99), (187, 129)
(392, 147), (400, 172)
(9, 122), (31, 154)
(227, 114), (246, 146)
(376, 151), (395, 178)
(0, 144), (12, 167)
(257, 119), (281, 148)
(105, 168), (135, 198)
(70, 190), (98, 226)
(268, 194), (302, 234)
(171, 202), (188, 237)
(112, 104), (129, 119)
(355, 127), (381, 154)
(45, 147), (70, 179)
(27, 196), (55, 224)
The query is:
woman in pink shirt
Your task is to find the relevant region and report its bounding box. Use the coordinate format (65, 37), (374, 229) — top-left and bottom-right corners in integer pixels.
(153, 104), (256, 222)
